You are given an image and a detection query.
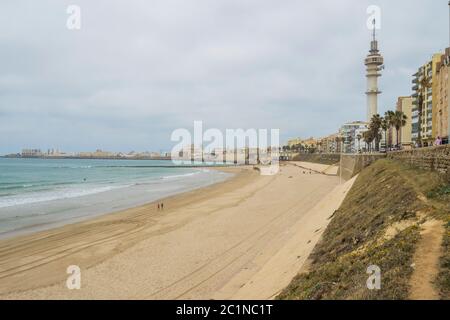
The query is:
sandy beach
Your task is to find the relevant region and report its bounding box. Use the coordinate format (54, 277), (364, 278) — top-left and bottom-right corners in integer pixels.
(0, 162), (354, 300)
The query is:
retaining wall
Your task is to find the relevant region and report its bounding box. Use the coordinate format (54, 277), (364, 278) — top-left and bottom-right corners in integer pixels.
(387, 145), (450, 176)
(292, 153), (341, 165)
(338, 154), (386, 181)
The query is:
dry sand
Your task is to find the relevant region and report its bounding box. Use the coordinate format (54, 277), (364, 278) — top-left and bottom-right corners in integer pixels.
(291, 161), (339, 175)
(0, 162), (354, 300)
(409, 219), (445, 300)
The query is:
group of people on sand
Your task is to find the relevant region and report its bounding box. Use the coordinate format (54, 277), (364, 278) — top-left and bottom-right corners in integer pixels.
(157, 202), (164, 210)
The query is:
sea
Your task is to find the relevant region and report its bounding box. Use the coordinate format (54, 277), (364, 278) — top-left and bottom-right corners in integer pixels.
(0, 158), (232, 239)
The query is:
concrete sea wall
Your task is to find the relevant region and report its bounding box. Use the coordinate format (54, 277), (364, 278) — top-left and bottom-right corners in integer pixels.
(338, 154), (386, 181)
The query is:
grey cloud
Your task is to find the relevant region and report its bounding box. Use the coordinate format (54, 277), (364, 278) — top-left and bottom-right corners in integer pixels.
(0, 0), (448, 153)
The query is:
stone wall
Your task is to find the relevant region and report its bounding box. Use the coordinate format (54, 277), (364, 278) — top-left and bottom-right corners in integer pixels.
(291, 146), (450, 180)
(387, 145), (450, 175)
(338, 154), (386, 181)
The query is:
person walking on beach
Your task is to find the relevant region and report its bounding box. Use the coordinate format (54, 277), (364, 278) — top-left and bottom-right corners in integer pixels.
(157, 203), (160, 210)
(161, 203), (164, 210)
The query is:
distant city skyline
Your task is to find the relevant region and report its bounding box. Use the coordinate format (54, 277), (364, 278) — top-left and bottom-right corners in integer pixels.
(1, 0), (449, 155)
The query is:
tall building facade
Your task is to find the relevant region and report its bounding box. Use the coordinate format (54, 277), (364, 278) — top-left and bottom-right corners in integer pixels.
(318, 133), (340, 153)
(364, 27), (384, 122)
(436, 48), (450, 144)
(286, 137), (318, 149)
(340, 121), (368, 153)
(411, 53), (443, 146)
(392, 96), (413, 148)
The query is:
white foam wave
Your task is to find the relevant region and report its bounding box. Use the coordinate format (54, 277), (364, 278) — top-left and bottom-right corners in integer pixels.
(161, 171), (201, 180)
(0, 185), (128, 208)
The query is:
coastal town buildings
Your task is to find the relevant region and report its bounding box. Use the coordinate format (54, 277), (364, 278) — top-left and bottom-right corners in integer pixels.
(436, 48), (450, 144)
(411, 53), (443, 146)
(78, 149), (116, 158)
(339, 121), (368, 153)
(17, 148), (166, 160)
(21, 149), (43, 157)
(318, 133), (340, 153)
(281, 7), (450, 155)
(390, 96), (413, 149)
(286, 138), (301, 147)
(287, 137), (316, 149)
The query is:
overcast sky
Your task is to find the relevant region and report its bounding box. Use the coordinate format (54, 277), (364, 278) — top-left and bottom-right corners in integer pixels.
(0, 0), (449, 154)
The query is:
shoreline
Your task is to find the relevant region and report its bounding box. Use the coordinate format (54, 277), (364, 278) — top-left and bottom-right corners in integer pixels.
(0, 156), (242, 167)
(0, 165), (236, 240)
(0, 166), (256, 297)
(0, 163), (350, 299)
(0, 155), (172, 161)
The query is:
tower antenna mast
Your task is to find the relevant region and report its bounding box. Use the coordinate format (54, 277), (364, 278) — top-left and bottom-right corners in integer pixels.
(364, 17), (383, 122)
(372, 18), (376, 42)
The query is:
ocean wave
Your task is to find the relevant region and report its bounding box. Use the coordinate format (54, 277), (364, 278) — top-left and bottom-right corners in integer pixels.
(0, 163), (215, 209)
(0, 181), (74, 191)
(0, 185), (128, 209)
(161, 171), (201, 180)
(54, 165), (93, 169)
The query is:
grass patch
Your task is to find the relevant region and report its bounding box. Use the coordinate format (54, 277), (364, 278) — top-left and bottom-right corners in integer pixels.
(426, 183), (450, 299)
(277, 226), (419, 300)
(277, 159), (450, 300)
(427, 185), (450, 198)
(437, 224), (450, 300)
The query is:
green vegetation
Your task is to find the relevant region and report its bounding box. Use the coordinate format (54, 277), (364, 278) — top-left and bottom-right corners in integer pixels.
(278, 227), (419, 299)
(278, 159), (450, 300)
(426, 183), (450, 299)
(438, 222), (450, 299)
